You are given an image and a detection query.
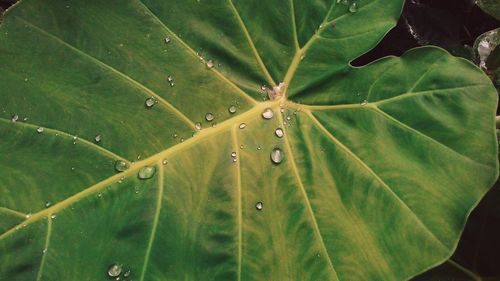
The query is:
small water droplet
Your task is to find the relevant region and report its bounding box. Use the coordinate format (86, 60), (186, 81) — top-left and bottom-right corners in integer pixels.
(97, 193), (102, 198)
(145, 97), (156, 108)
(228, 105), (237, 114)
(257, 145), (262, 150)
(107, 264), (122, 278)
(195, 122), (202, 130)
(45, 201), (52, 208)
(260, 85), (268, 92)
(25, 213), (31, 219)
(349, 2), (358, 12)
(275, 128), (284, 138)
(42, 248), (47, 254)
(255, 202), (263, 211)
(361, 100), (368, 106)
(270, 147), (284, 164)
(123, 270), (131, 278)
(162, 159), (168, 165)
(164, 36), (171, 44)
(11, 114), (18, 122)
(138, 166), (156, 180)
(286, 116), (291, 121)
(261, 108), (274, 120)
(206, 59), (215, 68)
(231, 152), (237, 157)
(94, 134), (102, 143)
(240, 144), (244, 149)
(37, 127), (44, 133)
(205, 113), (215, 122)
(239, 123), (246, 129)
(50, 214), (56, 219)
(114, 160), (130, 172)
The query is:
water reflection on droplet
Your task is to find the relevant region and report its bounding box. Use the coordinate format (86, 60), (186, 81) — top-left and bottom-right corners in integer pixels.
(138, 166), (156, 179)
(270, 147), (284, 164)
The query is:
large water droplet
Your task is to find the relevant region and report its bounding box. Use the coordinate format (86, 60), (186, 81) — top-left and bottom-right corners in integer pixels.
(270, 147), (284, 164)
(114, 160), (129, 172)
(138, 166), (156, 180)
(145, 97), (156, 108)
(275, 128), (284, 138)
(262, 108), (274, 120)
(107, 264), (122, 278)
(205, 113), (215, 122)
(37, 127), (44, 133)
(228, 105), (237, 114)
(255, 202), (263, 211)
(349, 2), (358, 12)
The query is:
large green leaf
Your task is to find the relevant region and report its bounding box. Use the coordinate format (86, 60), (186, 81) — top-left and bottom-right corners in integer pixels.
(0, 0), (497, 280)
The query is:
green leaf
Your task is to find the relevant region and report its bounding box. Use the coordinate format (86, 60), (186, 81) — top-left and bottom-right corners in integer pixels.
(0, 1), (497, 280)
(476, 0), (500, 21)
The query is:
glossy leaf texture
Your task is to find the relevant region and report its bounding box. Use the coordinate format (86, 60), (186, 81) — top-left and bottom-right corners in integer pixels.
(0, 0), (498, 280)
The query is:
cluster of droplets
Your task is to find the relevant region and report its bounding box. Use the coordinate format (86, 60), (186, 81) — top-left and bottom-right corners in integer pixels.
(107, 263), (131, 280)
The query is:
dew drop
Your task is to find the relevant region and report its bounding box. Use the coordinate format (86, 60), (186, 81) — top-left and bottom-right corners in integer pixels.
(97, 193), (102, 198)
(25, 213), (31, 219)
(261, 108), (274, 120)
(270, 147), (284, 164)
(138, 166), (156, 180)
(228, 105), (237, 114)
(361, 100), (368, 106)
(164, 36), (171, 44)
(107, 264), (122, 278)
(349, 2), (358, 12)
(275, 128), (284, 138)
(45, 201), (52, 208)
(94, 134), (102, 143)
(145, 97), (156, 108)
(239, 123), (246, 129)
(37, 127), (44, 133)
(240, 144), (244, 149)
(50, 214), (56, 219)
(195, 122), (202, 130)
(123, 270), (131, 278)
(231, 151), (237, 157)
(206, 59), (214, 68)
(167, 75), (174, 82)
(114, 160), (130, 172)
(260, 85), (268, 92)
(11, 114), (18, 122)
(205, 113), (215, 122)
(257, 145), (262, 150)
(255, 202), (263, 211)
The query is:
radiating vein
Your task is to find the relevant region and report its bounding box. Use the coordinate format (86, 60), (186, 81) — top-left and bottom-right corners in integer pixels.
(289, 0), (300, 50)
(35, 217), (52, 281)
(407, 55), (445, 93)
(0, 117), (128, 162)
(230, 126), (243, 281)
(227, 0), (275, 86)
(14, 16), (196, 130)
(136, 0), (257, 105)
(371, 106), (495, 170)
(306, 111), (449, 250)
(277, 113), (340, 281)
(139, 162), (164, 281)
(0, 207), (26, 218)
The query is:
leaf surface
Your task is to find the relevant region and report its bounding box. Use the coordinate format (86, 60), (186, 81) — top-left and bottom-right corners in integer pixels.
(0, 0), (498, 280)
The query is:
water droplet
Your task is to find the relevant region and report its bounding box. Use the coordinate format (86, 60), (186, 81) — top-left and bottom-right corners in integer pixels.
(167, 75), (174, 83)
(349, 2), (358, 12)
(145, 97), (156, 108)
(262, 108), (274, 120)
(94, 134), (102, 143)
(255, 202), (263, 211)
(162, 159), (168, 165)
(45, 201), (52, 208)
(257, 145), (262, 150)
(275, 128), (284, 138)
(42, 248), (47, 254)
(239, 123), (246, 129)
(240, 144), (244, 149)
(138, 166), (156, 180)
(260, 85), (268, 92)
(123, 270), (131, 278)
(97, 193), (102, 198)
(25, 213), (31, 219)
(164, 36), (171, 44)
(11, 114), (18, 122)
(205, 113), (215, 122)
(37, 127), (44, 133)
(270, 147), (284, 164)
(114, 160), (130, 172)
(286, 116), (291, 121)
(206, 59), (215, 68)
(361, 100), (368, 106)
(228, 105), (237, 114)
(107, 264), (122, 278)
(50, 214), (56, 219)
(195, 122), (202, 130)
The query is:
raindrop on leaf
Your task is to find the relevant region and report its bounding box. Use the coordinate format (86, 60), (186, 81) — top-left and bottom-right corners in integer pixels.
(270, 147), (284, 164)
(138, 166), (156, 180)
